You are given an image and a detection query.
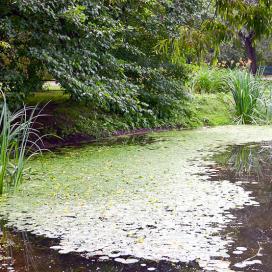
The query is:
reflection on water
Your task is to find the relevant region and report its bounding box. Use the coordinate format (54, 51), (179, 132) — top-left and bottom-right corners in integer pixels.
(210, 142), (272, 271)
(0, 223), (199, 272)
(57, 134), (163, 152)
(214, 143), (272, 178)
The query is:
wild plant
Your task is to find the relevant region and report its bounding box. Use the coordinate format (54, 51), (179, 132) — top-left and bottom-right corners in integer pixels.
(189, 66), (228, 94)
(0, 92), (46, 195)
(226, 70), (266, 124)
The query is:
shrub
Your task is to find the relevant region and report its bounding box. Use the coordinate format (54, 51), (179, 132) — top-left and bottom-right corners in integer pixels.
(189, 66), (228, 94)
(1, 0), (190, 123)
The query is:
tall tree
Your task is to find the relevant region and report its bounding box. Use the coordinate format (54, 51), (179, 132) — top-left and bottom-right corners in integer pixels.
(158, 0), (272, 74)
(215, 0), (272, 74)
(0, 0), (195, 122)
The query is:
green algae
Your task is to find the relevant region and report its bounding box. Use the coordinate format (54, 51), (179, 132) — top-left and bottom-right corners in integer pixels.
(2, 126), (272, 271)
(16, 125), (272, 202)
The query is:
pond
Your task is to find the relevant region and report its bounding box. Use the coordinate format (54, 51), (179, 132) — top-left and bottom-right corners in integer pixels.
(1, 126), (272, 272)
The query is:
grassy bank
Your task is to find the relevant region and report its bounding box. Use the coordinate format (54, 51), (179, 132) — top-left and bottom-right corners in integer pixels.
(26, 90), (234, 146)
(191, 93), (234, 126)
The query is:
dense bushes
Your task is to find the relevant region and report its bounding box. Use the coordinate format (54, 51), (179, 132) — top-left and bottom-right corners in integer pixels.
(0, 0), (194, 124)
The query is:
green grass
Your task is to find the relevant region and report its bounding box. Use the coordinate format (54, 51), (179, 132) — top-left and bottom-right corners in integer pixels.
(26, 81), (68, 105)
(26, 90), (69, 105)
(190, 93), (234, 126)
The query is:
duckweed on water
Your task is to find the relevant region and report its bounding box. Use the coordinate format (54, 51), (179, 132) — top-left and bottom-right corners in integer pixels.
(1, 126), (272, 271)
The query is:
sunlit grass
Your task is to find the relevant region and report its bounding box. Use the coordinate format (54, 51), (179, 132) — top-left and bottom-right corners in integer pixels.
(26, 81), (69, 105)
(189, 66), (229, 94)
(26, 91), (70, 105)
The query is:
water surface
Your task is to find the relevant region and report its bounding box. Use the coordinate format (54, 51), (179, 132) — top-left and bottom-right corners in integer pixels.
(1, 126), (272, 271)
(208, 142), (272, 271)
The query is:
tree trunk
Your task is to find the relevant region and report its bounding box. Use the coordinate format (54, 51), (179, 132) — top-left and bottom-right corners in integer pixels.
(244, 36), (257, 75)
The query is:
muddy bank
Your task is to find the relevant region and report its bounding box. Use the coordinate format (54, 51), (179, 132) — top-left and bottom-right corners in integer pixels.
(33, 93), (233, 150)
(34, 102), (183, 150)
(41, 127), (175, 150)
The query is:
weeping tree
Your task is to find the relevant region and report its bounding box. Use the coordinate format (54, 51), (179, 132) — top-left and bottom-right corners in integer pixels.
(158, 0), (272, 74)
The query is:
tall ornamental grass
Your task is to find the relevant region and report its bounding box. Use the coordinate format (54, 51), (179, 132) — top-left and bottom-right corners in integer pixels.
(189, 66), (229, 94)
(0, 93), (45, 195)
(226, 70), (268, 124)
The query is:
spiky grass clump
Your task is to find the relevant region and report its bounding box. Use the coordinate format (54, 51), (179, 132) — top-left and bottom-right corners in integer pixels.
(190, 66), (228, 94)
(226, 70), (267, 124)
(0, 92), (45, 195)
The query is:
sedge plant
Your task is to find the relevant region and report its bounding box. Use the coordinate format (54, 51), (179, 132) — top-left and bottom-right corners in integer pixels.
(190, 66), (229, 94)
(0, 92), (46, 195)
(226, 69), (265, 124)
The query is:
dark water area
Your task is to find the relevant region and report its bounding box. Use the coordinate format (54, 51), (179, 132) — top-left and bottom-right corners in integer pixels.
(53, 134), (162, 153)
(208, 142), (272, 271)
(2, 137), (272, 272)
(0, 227), (198, 272)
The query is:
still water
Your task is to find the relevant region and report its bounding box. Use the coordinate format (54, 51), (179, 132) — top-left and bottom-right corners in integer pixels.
(1, 126), (272, 271)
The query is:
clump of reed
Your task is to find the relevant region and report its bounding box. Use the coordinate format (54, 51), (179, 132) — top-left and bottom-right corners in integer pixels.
(0, 92), (45, 195)
(226, 69), (270, 124)
(189, 66), (229, 94)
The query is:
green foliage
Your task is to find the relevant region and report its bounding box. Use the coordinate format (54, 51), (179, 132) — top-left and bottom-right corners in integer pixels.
(0, 91), (44, 195)
(189, 66), (229, 94)
(157, 23), (230, 64)
(156, 0), (230, 64)
(215, 0), (272, 73)
(157, 0), (272, 72)
(215, 0), (272, 39)
(27, 90), (233, 142)
(189, 66), (272, 125)
(225, 69), (269, 124)
(190, 93), (234, 126)
(0, 0), (191, 122)
(1, 0), (129, 108)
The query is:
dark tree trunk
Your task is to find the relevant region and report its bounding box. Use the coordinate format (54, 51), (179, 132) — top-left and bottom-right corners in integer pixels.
(245, 36), (257, 75)
(239, 31), (257, 75)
